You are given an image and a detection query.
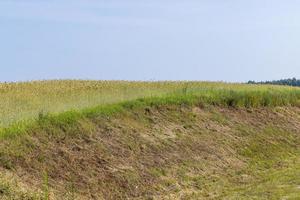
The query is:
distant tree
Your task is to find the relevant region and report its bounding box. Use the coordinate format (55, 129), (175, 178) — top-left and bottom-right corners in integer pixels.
(248, 78), (300, 87)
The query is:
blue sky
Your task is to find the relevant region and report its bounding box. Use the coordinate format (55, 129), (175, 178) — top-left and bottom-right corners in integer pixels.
(0, 0), (299, 82)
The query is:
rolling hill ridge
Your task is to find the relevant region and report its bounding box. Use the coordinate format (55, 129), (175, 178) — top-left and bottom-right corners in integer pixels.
(0, 81), (299, 199)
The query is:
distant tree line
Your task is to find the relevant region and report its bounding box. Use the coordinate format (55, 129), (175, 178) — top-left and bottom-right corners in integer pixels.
(248, 78), (300, 87)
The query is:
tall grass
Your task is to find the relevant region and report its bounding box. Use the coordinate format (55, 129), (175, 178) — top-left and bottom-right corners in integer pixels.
(0, 80), (300, 129)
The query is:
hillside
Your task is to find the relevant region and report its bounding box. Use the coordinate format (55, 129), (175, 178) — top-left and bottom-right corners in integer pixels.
(1, 80), (299, 128)
(0, 81), (300, 199)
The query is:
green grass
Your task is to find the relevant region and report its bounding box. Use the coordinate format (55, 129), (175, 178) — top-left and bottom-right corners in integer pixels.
(1, 103), (299, 199)
(0, 90), (299, 139)
(0, 80), (300, 199)
(1, 80), (300, 128)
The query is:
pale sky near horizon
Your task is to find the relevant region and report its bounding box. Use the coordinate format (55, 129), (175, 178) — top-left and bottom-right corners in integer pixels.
(0, 0), (299, 82)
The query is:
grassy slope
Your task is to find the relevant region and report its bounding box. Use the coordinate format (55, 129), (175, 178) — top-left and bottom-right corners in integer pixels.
(1, 80), (300, 127)
(0, 81), (300, 199)
(0, 101), (299, 199)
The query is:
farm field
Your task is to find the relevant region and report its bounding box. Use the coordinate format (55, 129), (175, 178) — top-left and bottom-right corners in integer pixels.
(1, 80), (300, 128)
(0, 80), (300, 199)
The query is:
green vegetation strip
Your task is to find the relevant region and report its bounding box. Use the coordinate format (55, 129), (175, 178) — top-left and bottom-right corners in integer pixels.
(1, 80), (300, 127)
(1, 88), (300, 138)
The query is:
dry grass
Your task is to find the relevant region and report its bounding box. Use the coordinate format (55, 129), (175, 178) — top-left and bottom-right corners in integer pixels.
(0, 104), (299, 199)
(1, 80), (300, 128)
(1, 80), (300, 199)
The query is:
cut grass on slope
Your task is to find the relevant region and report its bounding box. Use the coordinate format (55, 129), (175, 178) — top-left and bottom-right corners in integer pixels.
(0, 81), (300, 199)
(0, 104), (299, 199)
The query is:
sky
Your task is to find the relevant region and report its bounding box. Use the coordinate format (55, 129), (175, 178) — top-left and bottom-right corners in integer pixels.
(0, 0), (300, 82)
